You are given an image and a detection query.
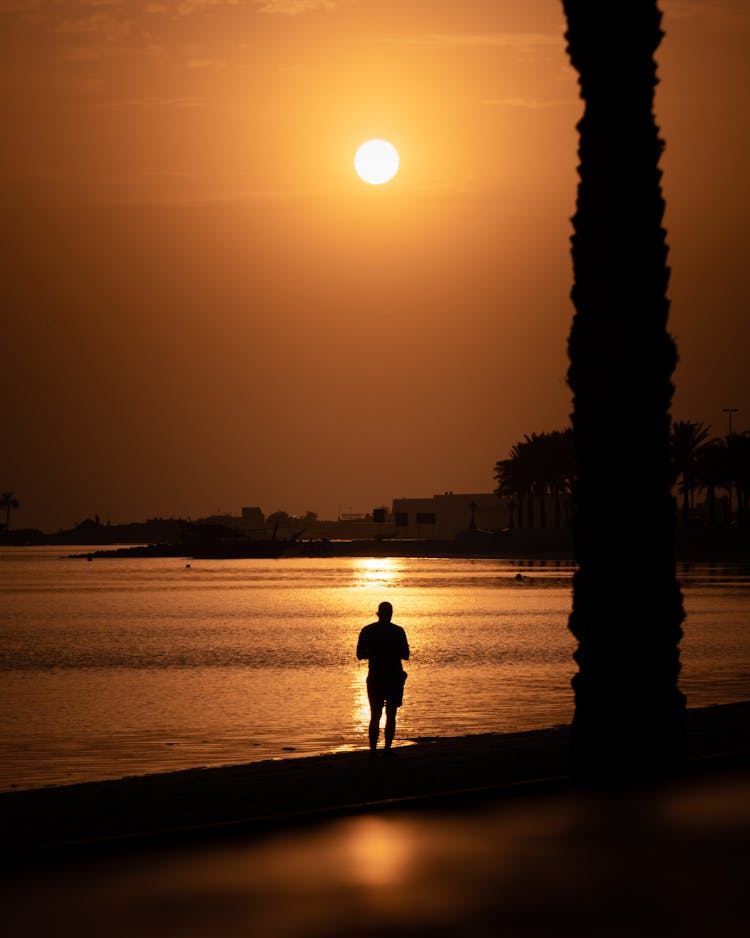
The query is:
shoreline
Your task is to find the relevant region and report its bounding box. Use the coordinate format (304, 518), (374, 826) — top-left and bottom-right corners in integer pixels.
(3, 700), (749, 861)
(4, 525), (750, 563)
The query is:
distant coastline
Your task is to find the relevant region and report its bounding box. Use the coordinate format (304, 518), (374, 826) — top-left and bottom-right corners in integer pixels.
(3, 524), (749, 564)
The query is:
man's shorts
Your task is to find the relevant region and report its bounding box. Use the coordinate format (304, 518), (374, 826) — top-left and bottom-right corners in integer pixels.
(367, 671), (407, 709)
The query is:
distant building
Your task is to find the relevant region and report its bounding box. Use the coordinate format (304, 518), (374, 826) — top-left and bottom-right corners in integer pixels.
(391, 493), (509, 539)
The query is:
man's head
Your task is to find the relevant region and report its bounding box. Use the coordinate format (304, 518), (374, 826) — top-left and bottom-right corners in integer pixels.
(377, 601), (393, 623)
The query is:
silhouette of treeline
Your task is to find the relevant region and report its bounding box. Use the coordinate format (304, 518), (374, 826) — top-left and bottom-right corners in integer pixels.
(494, 420), (750, 529)
(0, 516), (213, 546)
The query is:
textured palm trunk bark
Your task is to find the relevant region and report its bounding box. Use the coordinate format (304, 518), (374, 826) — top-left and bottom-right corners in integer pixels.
(563, 1), (686, 780)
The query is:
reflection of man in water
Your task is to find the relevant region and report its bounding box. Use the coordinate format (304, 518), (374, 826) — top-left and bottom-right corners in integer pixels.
(356, 601), (410, 757)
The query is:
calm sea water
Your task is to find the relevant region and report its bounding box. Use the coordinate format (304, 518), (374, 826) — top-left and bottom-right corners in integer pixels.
(1, 547), (749, 792)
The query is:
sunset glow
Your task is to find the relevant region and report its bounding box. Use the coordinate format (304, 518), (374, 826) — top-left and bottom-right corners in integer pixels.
(0, 1), (748, 530)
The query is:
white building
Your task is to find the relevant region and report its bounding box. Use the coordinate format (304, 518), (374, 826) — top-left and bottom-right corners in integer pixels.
(391, 492), (510, 540)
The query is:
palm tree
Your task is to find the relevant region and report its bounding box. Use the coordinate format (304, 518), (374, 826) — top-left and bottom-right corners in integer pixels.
(1, 491), (20, 531)
(522, 433), (550, 528)
(494, 442), (535, 527)
(496, 429), (575, 529)
(694, 438), (728, 527)
(521, 431), (573, 528)
(725, 432), (750, 525)
(545, 429), (576, 527)
(563, 0), (685, 781)
(670, 420), (711, 525)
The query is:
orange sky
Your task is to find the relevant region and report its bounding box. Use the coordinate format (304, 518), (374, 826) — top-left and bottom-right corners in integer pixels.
(2, 1), (749, 530)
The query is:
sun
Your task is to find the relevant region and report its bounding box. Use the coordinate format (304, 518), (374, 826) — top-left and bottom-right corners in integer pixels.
(354, 139), (399, 185)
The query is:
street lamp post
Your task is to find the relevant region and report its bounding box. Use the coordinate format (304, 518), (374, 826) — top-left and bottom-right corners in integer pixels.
(721, 408), (739, 436)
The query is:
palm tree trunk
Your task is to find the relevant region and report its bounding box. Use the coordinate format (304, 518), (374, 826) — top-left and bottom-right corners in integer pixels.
(707, 484), (716, 526)
(563, 0), (685, 781)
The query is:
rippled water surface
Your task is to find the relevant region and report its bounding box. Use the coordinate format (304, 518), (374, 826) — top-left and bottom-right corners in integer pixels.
(1, 547), (749, 790)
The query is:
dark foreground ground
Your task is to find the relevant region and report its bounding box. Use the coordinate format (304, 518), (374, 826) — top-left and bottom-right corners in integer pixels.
(2, 702), (749, 937)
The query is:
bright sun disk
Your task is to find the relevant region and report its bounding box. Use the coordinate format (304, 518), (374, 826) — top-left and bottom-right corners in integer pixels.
(354, 139), (399, 185)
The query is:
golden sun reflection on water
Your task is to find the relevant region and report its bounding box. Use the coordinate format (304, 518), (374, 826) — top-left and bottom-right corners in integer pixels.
(352, 666), (371, 734)
(346, 663), (417, 752)
(353, 557), (402, 589)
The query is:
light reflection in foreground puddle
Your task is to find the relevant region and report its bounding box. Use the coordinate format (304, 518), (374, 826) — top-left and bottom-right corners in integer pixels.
(3, 767), (749, 938)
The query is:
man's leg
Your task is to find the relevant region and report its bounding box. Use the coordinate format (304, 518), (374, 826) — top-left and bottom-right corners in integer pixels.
(384, 703), (398, 750)
(369, 702), (383, 751)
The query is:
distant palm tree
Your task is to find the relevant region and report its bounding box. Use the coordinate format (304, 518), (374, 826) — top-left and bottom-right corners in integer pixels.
(496, 429), (575, 529)
(563, 0), (685, 781)
(495, 442), (534, 527)
(694, 437), (728, 527)
(545, 429), (576, 527)
(725, 432), (750, 525)
(670, 420), (711, 525)
(522, 433), (550, 528)
(1, 491), (20, 531)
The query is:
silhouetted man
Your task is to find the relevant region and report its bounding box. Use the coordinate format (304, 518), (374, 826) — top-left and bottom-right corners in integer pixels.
(356, 601), (410, 757)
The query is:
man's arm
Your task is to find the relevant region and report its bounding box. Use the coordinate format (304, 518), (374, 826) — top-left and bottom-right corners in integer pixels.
(400, 628), (410, 661)
(356, 628), (369, 660)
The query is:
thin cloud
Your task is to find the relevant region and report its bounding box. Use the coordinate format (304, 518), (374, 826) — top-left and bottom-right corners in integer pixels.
(54, 11), (133, 40)
(171, 1), (243, 12)
(0, 3), (154, 60)
(166, 0), (345, 13)
(0, 1), (350, 26)
(665, 1), (749, 30)
(379, 32), (563, 52)
(483, 97), (562, 110)
(0, 0), (52, 11)
(80, 95), (211, 110)
(255, 1), (346, 14)
(61, 41), (164, 62)
(187, 58), (228, 68)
